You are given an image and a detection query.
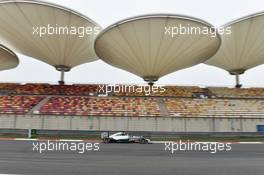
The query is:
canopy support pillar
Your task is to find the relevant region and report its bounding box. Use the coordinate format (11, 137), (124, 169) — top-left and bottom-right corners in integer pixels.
(143, 76), (158, 87)
(233, 74), (243, 88)
(59, 70), (65, 85)
(230, 70), (244, 88)
(148, 82), (154, 86)
(55, 65), (71, 85)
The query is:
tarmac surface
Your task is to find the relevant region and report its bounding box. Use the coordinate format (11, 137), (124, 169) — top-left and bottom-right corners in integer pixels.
(0, 140), (264, 175)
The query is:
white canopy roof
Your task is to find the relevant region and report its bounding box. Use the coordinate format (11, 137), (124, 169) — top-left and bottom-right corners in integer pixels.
(95, 14), (221, 83)
(0, 44), (19, 70)
(0, 0), (101, 71)
(206, 12), (264, 75)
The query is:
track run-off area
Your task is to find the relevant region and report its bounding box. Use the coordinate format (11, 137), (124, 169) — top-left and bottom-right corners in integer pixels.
(0, 139), (264, 175)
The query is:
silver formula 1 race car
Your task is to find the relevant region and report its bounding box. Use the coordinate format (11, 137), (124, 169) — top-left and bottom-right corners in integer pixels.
(101, 132), (151, 144)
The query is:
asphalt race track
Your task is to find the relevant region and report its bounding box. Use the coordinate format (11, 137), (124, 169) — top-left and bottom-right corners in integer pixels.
(0, 140), (264, 175)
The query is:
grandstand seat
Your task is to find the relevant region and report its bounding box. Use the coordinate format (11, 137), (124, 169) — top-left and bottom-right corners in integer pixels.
(209, 87), (264, 98)
(113, 85), (207, 97)
(0, 95), (43, 114)
(164, 98), (264, 117)
(10, 83), (99, 96)
(37, 97), (161, 117)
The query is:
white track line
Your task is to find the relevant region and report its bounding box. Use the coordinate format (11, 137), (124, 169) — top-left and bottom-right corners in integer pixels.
(239, 142), (263, 144)
(0, 174), (24, 175)
(15, 138), (37, 141)
(58, 139), (83, 142)
(151, 141), (264, 144)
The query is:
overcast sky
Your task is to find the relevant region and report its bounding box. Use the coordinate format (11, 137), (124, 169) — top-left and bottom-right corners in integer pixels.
(1, 0), (264, 87)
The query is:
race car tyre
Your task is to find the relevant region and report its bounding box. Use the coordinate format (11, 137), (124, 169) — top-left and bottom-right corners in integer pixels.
(139, 138), (148, 144)
(103, 138), (110, 143)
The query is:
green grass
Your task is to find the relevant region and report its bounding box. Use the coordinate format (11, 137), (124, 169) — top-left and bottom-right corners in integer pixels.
(0, 134), (25, 138)
(36, 135), (100, 140)
(0, 134), (100, 140)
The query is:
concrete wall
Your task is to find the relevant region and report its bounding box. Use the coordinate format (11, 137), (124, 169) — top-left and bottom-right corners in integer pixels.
(0, 114), (264, 132)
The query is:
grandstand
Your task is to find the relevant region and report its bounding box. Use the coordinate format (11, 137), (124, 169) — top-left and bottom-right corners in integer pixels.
(0, 83), (264, 117)
(0, 83), (263, 132)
